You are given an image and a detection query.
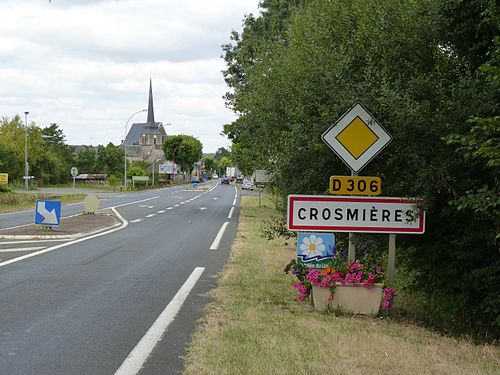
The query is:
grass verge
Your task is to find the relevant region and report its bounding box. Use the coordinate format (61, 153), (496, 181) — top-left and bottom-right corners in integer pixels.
(0, 193), (85, 213)
(183, 195), (499, 375)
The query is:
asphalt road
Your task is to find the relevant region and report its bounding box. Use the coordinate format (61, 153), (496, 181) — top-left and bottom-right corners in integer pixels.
(0, 182), (240, 374)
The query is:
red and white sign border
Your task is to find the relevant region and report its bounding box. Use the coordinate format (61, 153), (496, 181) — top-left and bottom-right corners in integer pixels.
(287, 195), (425, 234)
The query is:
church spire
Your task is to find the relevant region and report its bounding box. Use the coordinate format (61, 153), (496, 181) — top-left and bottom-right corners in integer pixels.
(147, 78), (155, 124)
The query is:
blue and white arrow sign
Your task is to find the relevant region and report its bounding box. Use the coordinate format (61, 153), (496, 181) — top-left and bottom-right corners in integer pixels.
(35, 200), (62, 226)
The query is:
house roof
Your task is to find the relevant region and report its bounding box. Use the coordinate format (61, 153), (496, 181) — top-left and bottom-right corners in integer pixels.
(145, 148), (165, 163)
(125, 145), (144, 158)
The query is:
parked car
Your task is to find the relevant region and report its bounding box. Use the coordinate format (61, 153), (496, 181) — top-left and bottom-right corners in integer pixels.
(236, 175), (244, 183)
(242, 179), (254, 191)
(212, 174), (219, 179)
(221, 176), (230, 185)
(191, 176), (200, 183)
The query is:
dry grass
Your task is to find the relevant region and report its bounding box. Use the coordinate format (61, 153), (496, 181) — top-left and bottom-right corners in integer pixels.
(183, 195), (499, 375)
(0, 193), (85, 213)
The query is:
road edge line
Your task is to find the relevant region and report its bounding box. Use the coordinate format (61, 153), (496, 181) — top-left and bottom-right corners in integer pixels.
(114, 267), (205, 375)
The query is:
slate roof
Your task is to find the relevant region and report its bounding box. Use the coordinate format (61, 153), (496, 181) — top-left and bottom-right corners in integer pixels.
(125, 145), (144, 158)
(145, 148), (165, 163)
(124, 122), (163, 145)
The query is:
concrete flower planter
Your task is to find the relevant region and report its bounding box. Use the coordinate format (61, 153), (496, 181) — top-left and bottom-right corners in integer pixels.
(312, 283), (384, 314)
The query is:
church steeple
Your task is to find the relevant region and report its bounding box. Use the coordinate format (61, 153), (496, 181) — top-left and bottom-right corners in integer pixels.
(147, 78), (155, 124)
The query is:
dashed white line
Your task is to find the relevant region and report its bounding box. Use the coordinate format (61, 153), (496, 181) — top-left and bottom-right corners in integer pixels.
(174, 204), (180, 207)
(210, 222), (229, 250)
(166, 207), (173, 210)
(114, 267), (205, 375)
(131, 219), (143, 223)
(145, 214), (155, 218)
(228, 207), (234, 219)
(232, 199), (237, 206)
(157, 210), (165, 214)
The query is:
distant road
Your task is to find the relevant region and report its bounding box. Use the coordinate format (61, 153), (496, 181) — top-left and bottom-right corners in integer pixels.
(0, 182), (240, 374)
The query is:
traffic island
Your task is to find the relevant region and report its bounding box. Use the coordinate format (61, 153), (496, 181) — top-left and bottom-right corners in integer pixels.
(0, 209), (121, 240)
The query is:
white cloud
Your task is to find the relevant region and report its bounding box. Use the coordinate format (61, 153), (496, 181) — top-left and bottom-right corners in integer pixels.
(0, 0), (260, 153)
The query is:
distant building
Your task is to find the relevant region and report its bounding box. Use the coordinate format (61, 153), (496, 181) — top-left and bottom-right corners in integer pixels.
(123, 79), (167, 162)
(122, 79), (184, 183)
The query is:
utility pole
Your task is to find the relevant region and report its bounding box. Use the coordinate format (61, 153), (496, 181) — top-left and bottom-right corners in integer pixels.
(24, 111), (29, 190)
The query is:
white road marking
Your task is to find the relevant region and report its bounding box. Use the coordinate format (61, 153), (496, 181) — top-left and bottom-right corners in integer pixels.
(0, 247), (46, 253)
(209, 222), (229, 250)
(65, 202), (83, 206)
(174, 204), (180, 207)
(157, 210), (165, 214)
(232, 199), (237, 206)
(228, 207), (234, 219)
(112, 196), (159, 209)
(114, 267), (205, 375)
(166, 207), (173, 210)
(200, 207), (207, 211)
(213, 198), (218, 200)
(146, 214), (155, 218)
(180, 202), (185, 205)
(0, 207), (128, 268)
(131, 219), (143, 223)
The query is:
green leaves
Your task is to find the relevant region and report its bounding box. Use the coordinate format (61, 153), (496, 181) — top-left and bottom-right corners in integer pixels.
(162, 134), (202, 174)
(223, 0), (500, 339)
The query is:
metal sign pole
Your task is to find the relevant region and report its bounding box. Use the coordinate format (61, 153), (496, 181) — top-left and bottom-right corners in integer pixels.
(347, 171), (358, 262)
(387, 234), (396, 286)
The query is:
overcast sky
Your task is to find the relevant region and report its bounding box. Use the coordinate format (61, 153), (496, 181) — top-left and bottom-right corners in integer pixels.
(0, 0), (260, 153)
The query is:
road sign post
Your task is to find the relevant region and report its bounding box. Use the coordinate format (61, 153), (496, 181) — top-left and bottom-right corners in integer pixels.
(71, 167), (78, 188)
(322, 103), (393, 261)
(35, 200), (62, 227)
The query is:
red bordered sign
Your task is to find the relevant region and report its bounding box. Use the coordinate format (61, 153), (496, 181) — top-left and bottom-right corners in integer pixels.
(287, 195), (425, 234)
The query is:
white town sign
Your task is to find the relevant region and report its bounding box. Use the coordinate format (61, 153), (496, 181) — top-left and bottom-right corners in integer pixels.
(287, 195), (425, 234)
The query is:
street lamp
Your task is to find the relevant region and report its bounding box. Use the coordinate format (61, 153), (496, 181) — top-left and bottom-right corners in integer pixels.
(24, 111), (29, 190)
(124, 109), (147, 189)
(152, 157), (162, 188)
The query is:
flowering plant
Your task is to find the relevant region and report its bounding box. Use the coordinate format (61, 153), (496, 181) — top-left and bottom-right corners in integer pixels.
(286, 249), (398, 311)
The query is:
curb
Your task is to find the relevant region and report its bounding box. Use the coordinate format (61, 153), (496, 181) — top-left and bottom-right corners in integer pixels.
(0, 212), (123, 241)
(0, 221), (122, 240)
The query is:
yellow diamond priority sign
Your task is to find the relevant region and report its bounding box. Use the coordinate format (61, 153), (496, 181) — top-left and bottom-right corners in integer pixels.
(322, 103), (392, 173)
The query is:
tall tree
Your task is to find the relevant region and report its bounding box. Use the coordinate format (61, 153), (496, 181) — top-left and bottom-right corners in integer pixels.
(163, 135), (203, 174)
(0, 143), (21, 179)
(222, 0), (500, 338)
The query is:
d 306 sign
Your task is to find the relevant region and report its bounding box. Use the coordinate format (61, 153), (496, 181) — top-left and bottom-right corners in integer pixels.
(329, 176), (381, 195)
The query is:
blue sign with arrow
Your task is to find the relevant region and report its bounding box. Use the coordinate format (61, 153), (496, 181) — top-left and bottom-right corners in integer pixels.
(35, 200), (62, 226)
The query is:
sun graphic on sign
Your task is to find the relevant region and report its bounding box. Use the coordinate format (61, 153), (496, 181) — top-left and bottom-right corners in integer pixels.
(299, 234), (326, 259)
